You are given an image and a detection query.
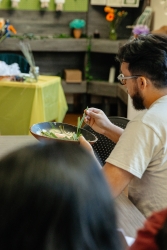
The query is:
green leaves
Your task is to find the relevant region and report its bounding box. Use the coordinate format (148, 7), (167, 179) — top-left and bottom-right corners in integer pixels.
(76, 107), (88, 137)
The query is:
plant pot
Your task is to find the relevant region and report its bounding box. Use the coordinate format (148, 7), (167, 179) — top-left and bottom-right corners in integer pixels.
(134, 34), (138, 38)
(73, 29), (82, 39)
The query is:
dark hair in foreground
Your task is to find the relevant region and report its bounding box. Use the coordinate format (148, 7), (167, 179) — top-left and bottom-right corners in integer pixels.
(0, 141), (121, 250)
(116, 34), (167, 89)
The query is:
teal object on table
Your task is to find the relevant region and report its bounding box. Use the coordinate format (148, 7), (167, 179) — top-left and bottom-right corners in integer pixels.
(0, 53), (30, 73)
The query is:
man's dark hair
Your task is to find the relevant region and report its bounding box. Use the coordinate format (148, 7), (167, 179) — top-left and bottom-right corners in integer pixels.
(116, 34), (167, 89)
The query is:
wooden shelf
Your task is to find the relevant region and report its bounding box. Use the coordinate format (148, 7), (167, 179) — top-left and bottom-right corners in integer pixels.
(87, 81), (128, 104)
(90, 39), (127, 54)
(87, 81), (118, 97)
(61, 80), (87, 93)
(0, 38), (127, 53)
(0, 38), (88, 52)
(61, 80), (128, 105)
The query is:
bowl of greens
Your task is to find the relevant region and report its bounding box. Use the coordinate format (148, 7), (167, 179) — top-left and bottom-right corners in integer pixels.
(30, 122), (98, 144)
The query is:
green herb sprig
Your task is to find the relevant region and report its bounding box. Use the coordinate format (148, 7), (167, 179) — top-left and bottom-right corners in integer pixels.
(76, 107), (88, 138)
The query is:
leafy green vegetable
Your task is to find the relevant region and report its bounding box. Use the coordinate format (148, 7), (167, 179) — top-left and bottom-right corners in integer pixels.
(41, 131), (58, 138)
(76, 109), (87, 137)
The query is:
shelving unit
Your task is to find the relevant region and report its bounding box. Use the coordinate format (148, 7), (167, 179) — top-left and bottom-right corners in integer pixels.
(0, 38), (88, 52)
(0, 37), (127, 53)
(0, 0), (150, 116)
(87, 81), (117, 97)
(0, 37), (128, 116)
(61, 80), (87, 93)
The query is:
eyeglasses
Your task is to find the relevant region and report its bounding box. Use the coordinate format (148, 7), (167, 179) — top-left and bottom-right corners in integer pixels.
(117, 73), (141, 85)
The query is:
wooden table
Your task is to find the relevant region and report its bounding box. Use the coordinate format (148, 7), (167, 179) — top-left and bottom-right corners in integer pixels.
(0, 75), (68, 135)
(115, 194), (145, 238)
(0, 135), (145, 238)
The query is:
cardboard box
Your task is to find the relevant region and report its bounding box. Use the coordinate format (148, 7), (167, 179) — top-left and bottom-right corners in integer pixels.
(64, 69), (82, 83)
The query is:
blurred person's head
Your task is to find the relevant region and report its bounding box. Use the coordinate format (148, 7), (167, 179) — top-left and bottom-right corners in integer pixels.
(0, 141), (121, 250)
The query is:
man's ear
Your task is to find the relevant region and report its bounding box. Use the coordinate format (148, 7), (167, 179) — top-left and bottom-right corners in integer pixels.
(137, 76), (147, 89)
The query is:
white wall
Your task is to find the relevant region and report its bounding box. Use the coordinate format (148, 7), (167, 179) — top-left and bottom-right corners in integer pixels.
(151, 0), (167, 30)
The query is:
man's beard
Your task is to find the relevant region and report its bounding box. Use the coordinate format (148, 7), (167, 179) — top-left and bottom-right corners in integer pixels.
(131, 89), (145, 110)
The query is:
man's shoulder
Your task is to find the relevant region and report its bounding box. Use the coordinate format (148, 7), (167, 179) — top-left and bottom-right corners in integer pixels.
(130, 105), (167, 130)
(127, 111), (149, 130)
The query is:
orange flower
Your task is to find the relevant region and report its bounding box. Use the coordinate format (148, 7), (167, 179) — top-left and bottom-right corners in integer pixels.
(104, 6), (114, 13)
(8, 25), (17, 34)
(106, 12), (115, 22)
(104, 6), (128, 40)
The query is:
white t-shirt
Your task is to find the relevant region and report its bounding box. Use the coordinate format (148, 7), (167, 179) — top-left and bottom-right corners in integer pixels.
(106, 95), (167, 217)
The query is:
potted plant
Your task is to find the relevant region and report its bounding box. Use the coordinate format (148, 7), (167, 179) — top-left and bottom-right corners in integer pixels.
(104, 6), (127, 40)
(69, 19), (86, 38)
(132, 24), (150, 38)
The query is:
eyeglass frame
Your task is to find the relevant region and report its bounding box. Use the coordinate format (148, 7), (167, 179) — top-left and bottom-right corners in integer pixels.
(117, 73), (142, 85)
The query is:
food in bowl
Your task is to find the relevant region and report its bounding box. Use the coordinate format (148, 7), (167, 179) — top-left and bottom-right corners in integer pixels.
(41, 125), (81, 140)
(40, 111), (87, 141)
(30, 108), (98, 144)
(30, 122), (97, 144)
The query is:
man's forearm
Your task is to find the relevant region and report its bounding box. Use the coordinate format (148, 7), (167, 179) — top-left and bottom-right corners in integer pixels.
(102, 162), (133, 197)
(103, 124), (124, 144)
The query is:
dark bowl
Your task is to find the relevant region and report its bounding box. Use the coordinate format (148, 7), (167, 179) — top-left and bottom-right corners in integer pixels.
(30, 122), (98, 145)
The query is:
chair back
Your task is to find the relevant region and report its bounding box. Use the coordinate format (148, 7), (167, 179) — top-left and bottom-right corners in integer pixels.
(0, 53), (30, 73)
(83, 116), (129, 166)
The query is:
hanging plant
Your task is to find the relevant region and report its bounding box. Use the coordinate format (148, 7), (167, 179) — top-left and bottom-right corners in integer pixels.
(85, 37), (93, 81)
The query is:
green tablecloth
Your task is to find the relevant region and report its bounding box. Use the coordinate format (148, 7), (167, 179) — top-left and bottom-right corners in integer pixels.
(0, 75), (68, 135)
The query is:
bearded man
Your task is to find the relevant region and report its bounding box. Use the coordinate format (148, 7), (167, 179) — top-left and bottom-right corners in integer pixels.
(80, 34), (167, 218)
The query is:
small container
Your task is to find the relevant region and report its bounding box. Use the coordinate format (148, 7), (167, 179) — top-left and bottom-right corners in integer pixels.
(29, 66), (39, 79)
(64, 69), (82, 83)
(108, 67), (115, 83)
(94, 29), (100, 38)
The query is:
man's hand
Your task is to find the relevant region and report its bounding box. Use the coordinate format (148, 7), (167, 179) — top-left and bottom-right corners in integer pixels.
(79, 135), (94, 156)
(79, 136), (102, 169)
(84, 107), (124, 143)
(84, 108), (112, 135)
